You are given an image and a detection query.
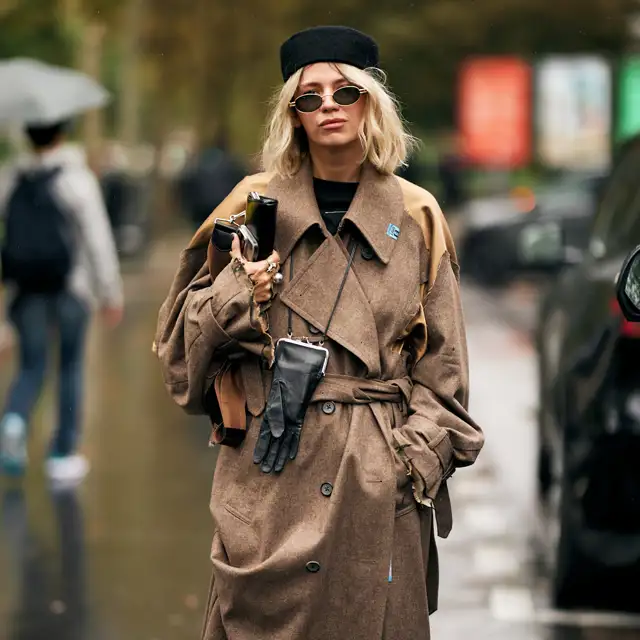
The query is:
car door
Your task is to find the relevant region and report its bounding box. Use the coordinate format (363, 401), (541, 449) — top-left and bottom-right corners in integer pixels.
(539, 139), (640, 448)
(559, 138), (640, 422)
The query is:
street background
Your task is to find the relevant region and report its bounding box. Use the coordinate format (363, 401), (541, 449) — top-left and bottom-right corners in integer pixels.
(3, 0), (640, 638)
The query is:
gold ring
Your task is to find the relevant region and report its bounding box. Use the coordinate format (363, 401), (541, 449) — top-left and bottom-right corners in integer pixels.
(266, 261), (278, 274)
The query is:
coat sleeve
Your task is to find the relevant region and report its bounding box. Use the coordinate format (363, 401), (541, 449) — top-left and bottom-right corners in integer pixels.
(156, 252), (272, 414)
(57, 167), (123, 307)
(391, 204), (484, 506)
(155, 176), (273, 414)
(0, 165), (17, 219)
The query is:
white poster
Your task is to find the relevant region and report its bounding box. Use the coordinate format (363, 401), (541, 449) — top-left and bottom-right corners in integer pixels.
(536, 56), (611, 170)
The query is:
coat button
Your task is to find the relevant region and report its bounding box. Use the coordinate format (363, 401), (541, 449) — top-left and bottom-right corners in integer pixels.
(320, 482), (333, 497)
(307, 322), (321, 335)
(361, 246), (375, 261)
(322, 401), (336, 415)
(306, 561), (321, 573)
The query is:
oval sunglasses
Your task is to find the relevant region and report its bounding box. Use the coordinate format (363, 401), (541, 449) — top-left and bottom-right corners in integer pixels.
(289, 85), (368, 113)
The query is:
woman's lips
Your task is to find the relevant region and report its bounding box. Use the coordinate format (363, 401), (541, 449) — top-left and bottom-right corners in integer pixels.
(320, 119), (346, 130)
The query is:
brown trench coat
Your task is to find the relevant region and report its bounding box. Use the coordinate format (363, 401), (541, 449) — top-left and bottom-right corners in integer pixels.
(154, 162), (484, 640)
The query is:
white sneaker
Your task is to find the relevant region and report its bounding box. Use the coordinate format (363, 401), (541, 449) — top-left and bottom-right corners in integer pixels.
(0, 413), (28, 475)
(45, 454), (90, 487)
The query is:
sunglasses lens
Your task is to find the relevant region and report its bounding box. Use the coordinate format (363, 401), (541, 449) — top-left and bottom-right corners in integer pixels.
(295, 94), (322, 113)
(334, 86), (361, 106)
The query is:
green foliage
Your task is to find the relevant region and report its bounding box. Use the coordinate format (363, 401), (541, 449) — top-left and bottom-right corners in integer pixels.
(0, 0), (75, 65)
(0, 136), (13, 163)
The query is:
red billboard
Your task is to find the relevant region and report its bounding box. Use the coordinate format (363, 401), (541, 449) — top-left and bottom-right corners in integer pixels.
(458, 57), (532, 168)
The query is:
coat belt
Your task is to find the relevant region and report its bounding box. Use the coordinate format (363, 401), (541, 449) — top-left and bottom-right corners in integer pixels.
(213, 366), (453, 537)
(312, 373), (412, 406)
(311, 373), (453, 538)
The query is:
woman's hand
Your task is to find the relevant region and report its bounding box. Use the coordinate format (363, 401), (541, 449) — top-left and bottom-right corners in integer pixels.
(101, 305), (124, 328)
(230, 234), (281, 304)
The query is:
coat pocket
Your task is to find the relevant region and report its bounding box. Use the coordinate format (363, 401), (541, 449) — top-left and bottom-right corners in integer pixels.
(213, 423), (266, 529)
(202, 535), (227, 640)
(201, 570), (221, 640)
(394, 501), (417, 519)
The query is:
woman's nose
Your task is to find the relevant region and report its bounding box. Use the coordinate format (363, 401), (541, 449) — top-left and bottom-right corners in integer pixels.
(320, 93), (339, 110)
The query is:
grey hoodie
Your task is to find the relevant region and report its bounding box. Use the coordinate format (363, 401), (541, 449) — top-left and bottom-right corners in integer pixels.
(0, 143), (123, 309)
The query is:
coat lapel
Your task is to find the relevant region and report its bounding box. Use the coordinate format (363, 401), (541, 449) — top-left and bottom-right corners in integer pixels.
(272, 162), (409, 378)
(268, 164), (325, 264)
(342, 162), (405, 265)
(279, 236), (381, 377)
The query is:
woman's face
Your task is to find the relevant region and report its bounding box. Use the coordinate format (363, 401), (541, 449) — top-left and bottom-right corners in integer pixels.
(293, 63), (366, 150)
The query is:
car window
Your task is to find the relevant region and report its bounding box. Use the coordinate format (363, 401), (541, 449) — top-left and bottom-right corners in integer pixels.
(614, 182), (640, 253)
(538, 191), (593, 220)
(535, 173), (605, 219)
(589, 141), (640, 258)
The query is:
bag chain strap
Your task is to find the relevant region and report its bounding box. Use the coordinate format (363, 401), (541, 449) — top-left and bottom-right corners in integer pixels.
(287, 240), (357, 345)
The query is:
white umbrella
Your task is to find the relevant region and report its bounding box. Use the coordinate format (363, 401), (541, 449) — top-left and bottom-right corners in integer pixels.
(0, 58), (110, 125)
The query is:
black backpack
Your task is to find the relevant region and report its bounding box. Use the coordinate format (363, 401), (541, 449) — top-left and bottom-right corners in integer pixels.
(1, 167), (74, 293)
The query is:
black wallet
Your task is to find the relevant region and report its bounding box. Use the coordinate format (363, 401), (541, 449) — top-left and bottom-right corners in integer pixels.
(211, 192), (277, 262)
(268, 338), (329, 435)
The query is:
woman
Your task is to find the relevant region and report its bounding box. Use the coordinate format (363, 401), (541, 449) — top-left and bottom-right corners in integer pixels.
(155, 26), (484, 640)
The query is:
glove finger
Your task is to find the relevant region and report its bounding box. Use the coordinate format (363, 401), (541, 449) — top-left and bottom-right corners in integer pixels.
(253, 419), (272, 465)
(269, 381), (286, 439)
(288, 429), (301, 461)
(261, 435), (281, 474)
(274, 430), (294, 473)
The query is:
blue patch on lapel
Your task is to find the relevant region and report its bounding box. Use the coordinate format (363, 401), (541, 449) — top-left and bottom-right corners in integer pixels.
(386, 223), (400, 240)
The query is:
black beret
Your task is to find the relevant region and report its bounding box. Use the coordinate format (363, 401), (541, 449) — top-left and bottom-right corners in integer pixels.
(280, 26), (379, 82)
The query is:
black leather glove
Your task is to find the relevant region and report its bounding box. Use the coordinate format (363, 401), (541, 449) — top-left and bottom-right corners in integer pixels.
(253, 339), (327, 473)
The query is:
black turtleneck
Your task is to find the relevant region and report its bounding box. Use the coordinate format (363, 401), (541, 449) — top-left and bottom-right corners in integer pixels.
(313, 177), (359, 235)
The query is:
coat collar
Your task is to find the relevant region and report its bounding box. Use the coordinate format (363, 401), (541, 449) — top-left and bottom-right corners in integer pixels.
(270, 160), (405, 265)
(342, 162), (405, 265)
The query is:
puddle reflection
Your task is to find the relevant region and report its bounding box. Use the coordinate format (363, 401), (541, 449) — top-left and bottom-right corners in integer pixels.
(1, 487), (90, 640)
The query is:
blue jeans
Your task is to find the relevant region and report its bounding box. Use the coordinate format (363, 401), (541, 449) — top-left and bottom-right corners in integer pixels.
(3, 292), (90, 457)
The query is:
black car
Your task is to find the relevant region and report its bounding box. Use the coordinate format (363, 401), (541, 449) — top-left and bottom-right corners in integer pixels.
(516, 135), (640, 611)
(460, 171), (606, 286)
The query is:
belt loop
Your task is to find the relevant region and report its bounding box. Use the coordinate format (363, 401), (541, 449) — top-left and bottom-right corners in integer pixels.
(434, 481), (453, 538)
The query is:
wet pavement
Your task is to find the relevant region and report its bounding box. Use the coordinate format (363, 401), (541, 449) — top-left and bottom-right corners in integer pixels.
(0, 231), (639, 639)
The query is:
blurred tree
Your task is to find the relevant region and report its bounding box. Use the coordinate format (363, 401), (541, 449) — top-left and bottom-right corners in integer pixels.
(0, 0), (629, 149)
(363, 0), (627, 130)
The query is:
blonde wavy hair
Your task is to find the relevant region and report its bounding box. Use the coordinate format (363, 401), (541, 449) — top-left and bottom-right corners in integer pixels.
(261, 63), (417, 177)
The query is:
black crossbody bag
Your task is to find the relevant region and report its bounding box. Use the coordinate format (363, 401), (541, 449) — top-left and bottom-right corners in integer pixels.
(253, 241), (358, 473)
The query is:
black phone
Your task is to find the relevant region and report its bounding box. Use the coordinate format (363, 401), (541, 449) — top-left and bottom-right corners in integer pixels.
(244, 192), (278, 261)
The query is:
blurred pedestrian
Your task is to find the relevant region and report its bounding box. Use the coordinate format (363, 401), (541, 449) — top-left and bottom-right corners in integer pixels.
(0, 120), (123, 484)
(437, 133), (467, 214)
(156, 25), (484, 639)
(176, 131), (247, 230)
